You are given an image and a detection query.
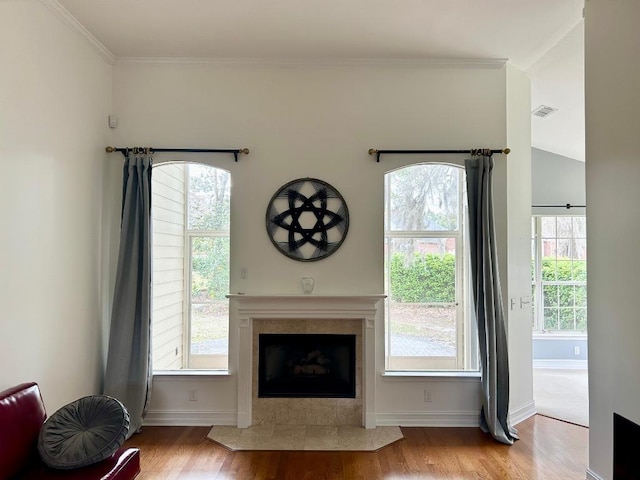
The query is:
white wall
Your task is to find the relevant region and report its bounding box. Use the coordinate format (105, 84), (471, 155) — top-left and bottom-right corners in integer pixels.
(0, 0), (112, 411)
(106, 61), (533, 426)
(528, 21), (585, 162)
(532, 147), (585, 216)
(0, 2), (534, 428)
(505, 64), (534, 422)
(585, 1), (640, 479)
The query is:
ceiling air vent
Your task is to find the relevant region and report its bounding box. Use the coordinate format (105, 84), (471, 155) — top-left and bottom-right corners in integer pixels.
(532, 105), (558, 118)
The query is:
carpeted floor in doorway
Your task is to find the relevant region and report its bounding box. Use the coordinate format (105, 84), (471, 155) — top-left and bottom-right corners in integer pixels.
(533, 368), (589, 427)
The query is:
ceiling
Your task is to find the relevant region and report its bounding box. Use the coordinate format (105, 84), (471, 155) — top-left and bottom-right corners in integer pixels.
(56, 0), (585, 160)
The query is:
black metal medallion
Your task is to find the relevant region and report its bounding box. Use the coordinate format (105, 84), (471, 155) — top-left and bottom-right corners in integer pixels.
(266, 178), (349, 261)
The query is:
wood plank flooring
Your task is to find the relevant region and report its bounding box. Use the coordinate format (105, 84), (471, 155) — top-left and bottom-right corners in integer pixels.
(124, 415), (588, 479)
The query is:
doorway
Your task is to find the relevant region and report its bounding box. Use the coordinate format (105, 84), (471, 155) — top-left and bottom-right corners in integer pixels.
(531, 215), (588, 427)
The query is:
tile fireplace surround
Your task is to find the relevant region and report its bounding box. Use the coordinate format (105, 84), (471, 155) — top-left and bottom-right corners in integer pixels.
(228, 295), (385, 429)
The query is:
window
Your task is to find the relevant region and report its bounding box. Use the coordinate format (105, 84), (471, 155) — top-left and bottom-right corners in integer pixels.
(531, 216), (587, 333)
(151, 163), (230, 371)
(384, 163), (477, 371)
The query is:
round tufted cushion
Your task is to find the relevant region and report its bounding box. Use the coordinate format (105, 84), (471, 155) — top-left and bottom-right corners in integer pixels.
(37, 395), (130, 470)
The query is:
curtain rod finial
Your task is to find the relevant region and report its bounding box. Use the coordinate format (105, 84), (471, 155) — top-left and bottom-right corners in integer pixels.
(240, 148), (250, 155)
(368, 148), (378, 155)
(503, 148), (511, 155)
(105, 146), (116, 153)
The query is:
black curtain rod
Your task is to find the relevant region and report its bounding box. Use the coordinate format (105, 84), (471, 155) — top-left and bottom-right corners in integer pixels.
(105, 146), (250, 162)
(533, 204), (586, 209)
(368, 148), (510, 163)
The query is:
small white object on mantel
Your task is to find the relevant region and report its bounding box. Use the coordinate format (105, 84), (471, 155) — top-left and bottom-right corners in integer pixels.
(300, 277), (315, 294)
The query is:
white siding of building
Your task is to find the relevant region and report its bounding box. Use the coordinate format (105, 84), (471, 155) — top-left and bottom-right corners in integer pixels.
(152, 164), (186, 370)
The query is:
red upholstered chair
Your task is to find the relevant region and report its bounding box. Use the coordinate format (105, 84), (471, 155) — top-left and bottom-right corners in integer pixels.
(0, 382), (140, 480)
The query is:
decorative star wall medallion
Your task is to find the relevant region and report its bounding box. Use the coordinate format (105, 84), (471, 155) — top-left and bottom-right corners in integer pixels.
(266, 178), (349, 261)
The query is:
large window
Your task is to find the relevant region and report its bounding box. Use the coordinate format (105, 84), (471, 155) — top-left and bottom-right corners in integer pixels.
(151, 163), (230, 371)
(531, 216), (587, 333)
(384, 163), (477, 371)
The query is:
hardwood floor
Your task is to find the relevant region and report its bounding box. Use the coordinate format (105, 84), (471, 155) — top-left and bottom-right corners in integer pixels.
(124, 415), (588, 479)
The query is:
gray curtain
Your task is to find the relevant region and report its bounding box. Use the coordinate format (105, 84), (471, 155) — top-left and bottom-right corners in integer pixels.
(465, 154), (518, 445)
(104, 153), (152, 438)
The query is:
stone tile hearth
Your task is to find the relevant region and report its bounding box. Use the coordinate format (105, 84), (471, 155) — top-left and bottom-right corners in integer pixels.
(206, 425), (404, 451)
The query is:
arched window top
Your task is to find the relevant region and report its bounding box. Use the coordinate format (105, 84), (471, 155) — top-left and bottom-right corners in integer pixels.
(385, 163), (463, 233)
(186, 163), (231, 231)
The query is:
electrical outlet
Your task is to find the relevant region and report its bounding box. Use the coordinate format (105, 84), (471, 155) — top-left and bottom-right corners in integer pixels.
(424, 390), (432, 402)
(189, 389), (198, 402)
(574, 346), (580, 355)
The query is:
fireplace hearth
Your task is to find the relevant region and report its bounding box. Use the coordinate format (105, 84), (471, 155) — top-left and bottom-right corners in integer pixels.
(258, 333), (356, 398)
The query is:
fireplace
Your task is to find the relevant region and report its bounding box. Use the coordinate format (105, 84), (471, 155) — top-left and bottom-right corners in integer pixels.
(229, 294), (385, 428)
(614, 413), (640, 479)
(258, 333), (356, 398)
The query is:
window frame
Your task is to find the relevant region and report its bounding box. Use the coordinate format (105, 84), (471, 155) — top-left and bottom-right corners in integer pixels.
(383, 162), (476, 372)
(183, 163), (231, 370)
(531, 215), (587, 335)
(151, 161), (231, 373)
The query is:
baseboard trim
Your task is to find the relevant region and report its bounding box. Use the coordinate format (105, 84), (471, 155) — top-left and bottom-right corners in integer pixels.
(146, 410), (484, 428)
(144, 409), (236, 426)
(585, 468), (604, 480)
(533, 359), (588, 369)
(509, 400), (537, 426)
(145, 403), (534, 429)
(376, 411), (480, 427)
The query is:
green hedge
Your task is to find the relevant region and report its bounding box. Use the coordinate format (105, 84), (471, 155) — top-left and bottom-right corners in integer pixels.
(541, 259), (587, 307)
(390, 252), (455, 303)
(391, 254), (586, 310)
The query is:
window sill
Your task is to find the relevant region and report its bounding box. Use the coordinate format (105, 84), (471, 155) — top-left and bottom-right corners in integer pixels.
(532, 332), (587, 340)
(152, 370), (231, 379)
(381, 370), (481, 382)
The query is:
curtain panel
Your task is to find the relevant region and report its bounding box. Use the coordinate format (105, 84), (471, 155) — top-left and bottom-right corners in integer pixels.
(104, 154), (153, 438)
(465, 155), (518, 445)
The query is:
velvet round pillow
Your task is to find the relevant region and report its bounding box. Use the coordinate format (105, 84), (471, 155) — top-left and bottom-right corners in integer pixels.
(37, 395), (130, 470)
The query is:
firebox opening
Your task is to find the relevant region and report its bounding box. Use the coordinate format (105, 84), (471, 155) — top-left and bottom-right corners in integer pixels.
(258, 333), (356, 398)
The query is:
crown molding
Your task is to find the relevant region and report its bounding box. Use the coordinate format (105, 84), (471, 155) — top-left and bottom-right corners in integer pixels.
(34, 3), (507, 70)
(521, 18), (584, 71)
(114, 56), (508, 69)
(39, 0), (115, 64)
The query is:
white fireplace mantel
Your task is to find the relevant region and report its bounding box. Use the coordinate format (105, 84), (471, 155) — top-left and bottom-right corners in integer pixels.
(228, 294), (385, 429)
